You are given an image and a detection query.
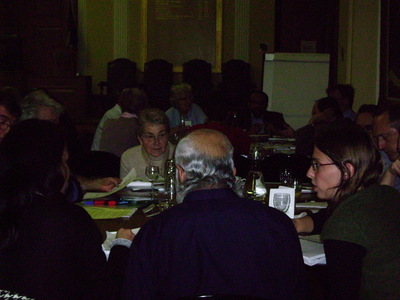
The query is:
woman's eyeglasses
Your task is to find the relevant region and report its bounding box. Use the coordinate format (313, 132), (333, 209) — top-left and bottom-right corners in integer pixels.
(141, 133), (168, 142)
(310, 161), (336, 171)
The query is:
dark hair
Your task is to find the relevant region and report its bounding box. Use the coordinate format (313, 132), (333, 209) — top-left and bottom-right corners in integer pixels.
(375, 104), (400, 132)
(0, 89), (22, 120)
(317, 96), (342, 115)
(357, 104), (378, 115)
(314, 123), (382, 204)
(0, 119), (66, 249)
(119, 88), (148, 114)
(250, 90), (269, 106)
(328, 84), (355, 106)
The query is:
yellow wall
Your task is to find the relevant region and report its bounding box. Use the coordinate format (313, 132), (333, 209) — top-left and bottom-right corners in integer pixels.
(84, 0), (380, 107)
(337, 0), (380, 111)
(86, 0), (114, 92)
(84, 0), (275, 91)
(350, 0), (380, 110)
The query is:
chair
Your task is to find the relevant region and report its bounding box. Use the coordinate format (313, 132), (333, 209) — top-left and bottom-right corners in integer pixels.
(106, 58), (137, 97)
(182, 59), (213, 114)
(73, 151), (120, 178)
(144, 59), (173, 111)
(219, 59), (254, 111)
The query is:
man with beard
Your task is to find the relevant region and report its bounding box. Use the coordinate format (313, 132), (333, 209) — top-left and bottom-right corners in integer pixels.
(121, 129), (303, 300)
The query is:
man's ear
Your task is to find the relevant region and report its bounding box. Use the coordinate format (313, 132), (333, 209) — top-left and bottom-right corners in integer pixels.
(233, 167), (237, 176)
(176, 165), (187, 182)
(344, 163), (355, 180)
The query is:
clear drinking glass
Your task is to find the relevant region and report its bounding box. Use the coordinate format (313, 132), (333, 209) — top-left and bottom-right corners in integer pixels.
(244, 171), (267, 202)
(273, 193), (291, 213)
(145, 166), (160, 200)
(159, 175), (176, 211)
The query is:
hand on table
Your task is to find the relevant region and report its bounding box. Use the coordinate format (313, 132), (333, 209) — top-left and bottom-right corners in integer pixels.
(78, 176), (122, 192)
(116, 228), (135, 241)
(292, 216), (314, 234)
(381, 158), (400, 187)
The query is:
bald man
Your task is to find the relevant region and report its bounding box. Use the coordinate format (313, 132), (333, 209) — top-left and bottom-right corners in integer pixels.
(122, 129), (304, 299)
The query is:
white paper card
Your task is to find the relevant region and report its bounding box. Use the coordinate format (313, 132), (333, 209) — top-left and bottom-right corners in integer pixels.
(269, 188), (295, 218)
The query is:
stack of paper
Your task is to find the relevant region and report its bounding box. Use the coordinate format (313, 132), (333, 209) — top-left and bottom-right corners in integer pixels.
(299, 235), (326, 266)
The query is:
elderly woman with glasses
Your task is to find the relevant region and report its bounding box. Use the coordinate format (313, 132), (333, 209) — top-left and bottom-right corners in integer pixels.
(165, 83), (207, 129)
(294, 123), (400, 299)
(120, 108), (175, 178)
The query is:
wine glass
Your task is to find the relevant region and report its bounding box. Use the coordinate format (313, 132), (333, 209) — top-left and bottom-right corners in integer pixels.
(273, 193), (291, 213)
(145, 166), (160, 200)
(244, 171), (267, 202)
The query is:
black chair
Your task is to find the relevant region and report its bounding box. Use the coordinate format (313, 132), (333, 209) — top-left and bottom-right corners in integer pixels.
(219, 59), (254, 110)
(182, 59), (213, 113)
(106, 58), (137, 97)
(73, 151), (120, 178)
(144, 59), (173, 111)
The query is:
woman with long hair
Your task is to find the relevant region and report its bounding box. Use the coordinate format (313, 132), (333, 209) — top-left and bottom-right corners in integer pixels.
(0, 119), (132, 299)
(297, 123), (400, 299)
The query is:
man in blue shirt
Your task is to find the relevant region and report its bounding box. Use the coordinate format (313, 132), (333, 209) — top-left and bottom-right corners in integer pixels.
(122, 129), (304, 299)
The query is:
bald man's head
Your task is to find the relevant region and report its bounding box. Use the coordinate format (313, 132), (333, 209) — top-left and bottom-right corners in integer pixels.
(185, 129), (232, 159)
(175, 129), (237, 202)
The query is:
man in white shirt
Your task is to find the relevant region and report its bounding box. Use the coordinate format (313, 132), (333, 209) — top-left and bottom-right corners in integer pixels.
(91, 104), (122, 151)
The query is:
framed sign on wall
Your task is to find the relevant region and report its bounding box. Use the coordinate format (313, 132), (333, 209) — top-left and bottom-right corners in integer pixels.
(380, 0), (400, 103)
(141, 0), (222, 72)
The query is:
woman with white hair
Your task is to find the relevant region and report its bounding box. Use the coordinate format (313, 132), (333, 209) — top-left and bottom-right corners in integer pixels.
(165, 83), (207, 129)
(120, 108), (175, 178)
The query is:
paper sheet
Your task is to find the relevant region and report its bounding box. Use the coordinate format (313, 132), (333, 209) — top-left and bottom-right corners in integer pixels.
(81, 206), (138, 219)
(83, 167), (138, 200)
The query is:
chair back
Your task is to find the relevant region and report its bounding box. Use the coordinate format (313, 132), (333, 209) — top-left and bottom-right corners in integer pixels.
(107, 58), (137, 97)
(144, 59), (173, 110)
(182, 59), (213, 114)
(73, 151), (120, 178)
(216, 59), (254, 120)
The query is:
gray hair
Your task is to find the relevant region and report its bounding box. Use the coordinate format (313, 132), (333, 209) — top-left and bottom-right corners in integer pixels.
(20, 90), (64, 121)
(169, 83), (192, 108)
(174, 129), (239, 203)
(138, 108), (169, 135)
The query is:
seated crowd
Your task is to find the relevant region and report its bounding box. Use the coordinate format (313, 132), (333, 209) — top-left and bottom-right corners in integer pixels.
(0, 82), (399, 299)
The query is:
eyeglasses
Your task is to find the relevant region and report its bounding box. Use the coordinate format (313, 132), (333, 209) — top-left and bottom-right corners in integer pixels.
(310, 161), (336, 171)
(0, 120), (11, 130)
(141, 133), (168, 142)
(374, 130), (398, 145)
